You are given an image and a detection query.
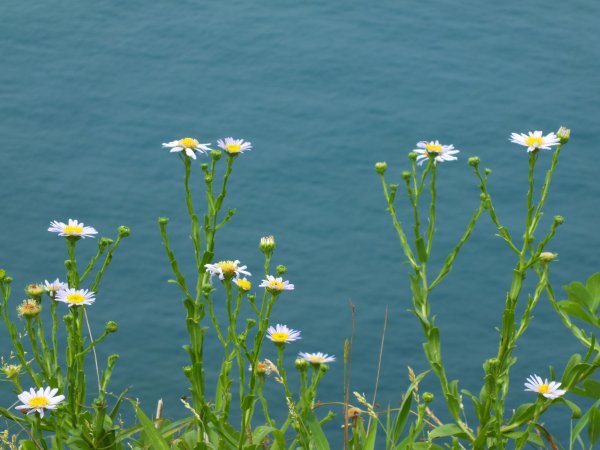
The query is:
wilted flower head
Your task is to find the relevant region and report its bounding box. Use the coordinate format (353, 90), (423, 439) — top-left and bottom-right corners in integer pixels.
(266, 324), (301, 345)
(205, 260), (251, 281)
(25, 284), (45, 298)
(217, 137), (252, 155)
(162, 138), (211, 160)
(557, 126), (570, 144)
(48, 219), (97, 239)
(15, 387), (65, 417)
(298, 352), (335, 366)
(259, 275), (294, 294)
(249, 359), (277, 377)
(44, 279), (67, 297)
(2, 364), (21, 379)
(17, 299), (41, 318)
(55, 288), (95, 307)
(510, 131), (560, 152)
(524, 374), (566, 399)
(539, 252), (558, 262)
(413, 141), (459, 165)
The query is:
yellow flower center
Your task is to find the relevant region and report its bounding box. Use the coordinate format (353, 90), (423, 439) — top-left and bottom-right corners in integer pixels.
(217, 261), (237, 275)
(538, 384), (550, 394)
(179, 137), (198, 149)
(237, 279), (251, 291)
(268, 280), (285, 290)
(270, 332), (290, 342)
(307, 355), (324, 364)
(22, 303), (37, 312)
(28, 396), (50, 408)
(63, 225), (84, 235)
(67, 293), (86, 304)
(225, 144), (242, 153)
(425, 143), (443, 153)
(525, 136), (544, 148)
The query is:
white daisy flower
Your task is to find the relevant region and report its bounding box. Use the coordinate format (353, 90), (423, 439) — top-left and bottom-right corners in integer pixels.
(217, 137), (252, 155)
(259, 275), (294, 294)
(413, 140), (459, 165)
(524, 374), (566, 399)
(44, 279), (67, 297)
(48, 219), (97, 238)
(55, 288), (95, 307)
(298, 352), (336, 365)
(233, 277), (252, 291)
(510, 131), (560, 152)
(205, 260), (251, 281)
(15, 387), (65, 417)
(266, 324), (302, 344)
(162, 137), (211, 160)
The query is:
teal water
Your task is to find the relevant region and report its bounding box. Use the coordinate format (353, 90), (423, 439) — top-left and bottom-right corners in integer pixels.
(2, 0), (599, 444)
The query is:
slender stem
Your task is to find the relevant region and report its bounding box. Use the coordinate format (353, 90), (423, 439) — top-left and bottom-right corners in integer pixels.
(83, 308), (101, 392)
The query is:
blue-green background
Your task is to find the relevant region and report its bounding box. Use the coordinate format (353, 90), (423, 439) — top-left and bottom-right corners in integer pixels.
(2, 0), (599, 443)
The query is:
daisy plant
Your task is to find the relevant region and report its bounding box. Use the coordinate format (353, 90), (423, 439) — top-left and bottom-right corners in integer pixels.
(0, 222), (129, 447)
(375, 128), (600, 449)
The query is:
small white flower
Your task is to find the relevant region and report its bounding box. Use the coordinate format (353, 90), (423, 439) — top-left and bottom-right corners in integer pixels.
(510, 131), (560, 152)
(524, 374), (566, 399)
(48, 219), (97, 238)
(44, 279), (67, 296)
(298, 352), (335, 365)
(266, 324), (301, 344)
(205, 260), (251, 280)
(55, 288), (95, 307)
(15, 387), (65, 417)
(217, 137), (252, 155)
(162, 137), (211, 160)
(259, 275), (294, 293)
(413, 140), (459, 165)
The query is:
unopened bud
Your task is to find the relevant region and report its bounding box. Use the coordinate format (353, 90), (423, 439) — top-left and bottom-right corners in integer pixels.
(468, 156), (480, 167)
(63, 314), (73, 324)
(259, 235), (276, 254)
(557, 126), (570, 144)
(118, 226), (131, 238)
(423, 392), (434, 403)
(401, 171), (411, 182)
(204, 173), (213, 183)
(0, 269), (5, 281)
(539, 252), (557, 262)
(247, 294), (256, 304)
(158, 217), (169, 225)
(2, 364), (21, 379)
(99, 237), (114, 247)
(295, 358), (309, 371)
(319, 364), (330, 374)
(484, 168), (492, 175)
(276, 265), (287, 276)
(17, 299), (41, 318)
(554, 215), (565, 225)
(183, 366), (193, 378)
(210, 150), (222, 161)
(408, 152), (418, 161)
(105, 321), (118, 333)
(374, 162), (387, 175)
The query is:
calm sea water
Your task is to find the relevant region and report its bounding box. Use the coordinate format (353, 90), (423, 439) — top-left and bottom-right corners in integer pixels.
(2, 0), (599, 444)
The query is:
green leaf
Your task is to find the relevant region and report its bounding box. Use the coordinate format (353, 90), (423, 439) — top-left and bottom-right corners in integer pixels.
(363, 420), (378, 450)
(565, 281), (593, 309)
(583, 379), (600, 399)
(589, 406), (600, 445)
(507, 403), (535, 426)
(131, 402), (170, 450)
(556, 397), (582, 418)
(392, 391), (412, 443)
(428, 423), (468, 440)
(416, 237), (428, 263)
(252, 426), (277, 445)
(557, 301), (599, 326)
(585, 272), (600, 313)
(304, 409), (330, 450)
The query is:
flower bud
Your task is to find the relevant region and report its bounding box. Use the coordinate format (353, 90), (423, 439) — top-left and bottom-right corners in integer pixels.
(295, 358), (309, 371)
(247, 294), (256, 304)
(468, 157), (480, 167)
(276, 265), (287, 276)
(2, 364), (21, 379)
(401, 171), (411, 182)
(557, 126), (570, 144)
(25, 283), (45, 298)
(210, 150), (222, 161)
(200, 163), (209, 172)
(4, 277), (12, 285)
(259, 235), (276, 254)
(204, 173), (213, 183)
(0, 269), (6, 281)
(17, 299), (41, 318)
(484, 168), (492, 175)
(422, 392), (434, 403)
(159, 217), (169, 225)
(118, 226), (131, 238)
(408, 152), (418, 161)
(554, 215), (565, 225)
(374, 162), (387, 175)
(539, 252), (557, 262)
(63, 314), (73, 324)
(105, 321), (118, 333)
(183, 366), (193, 377)
(319, 363), (330, 374)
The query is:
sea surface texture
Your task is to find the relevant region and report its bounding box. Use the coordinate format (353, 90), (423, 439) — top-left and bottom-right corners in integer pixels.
(1, 0), (599, 443)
